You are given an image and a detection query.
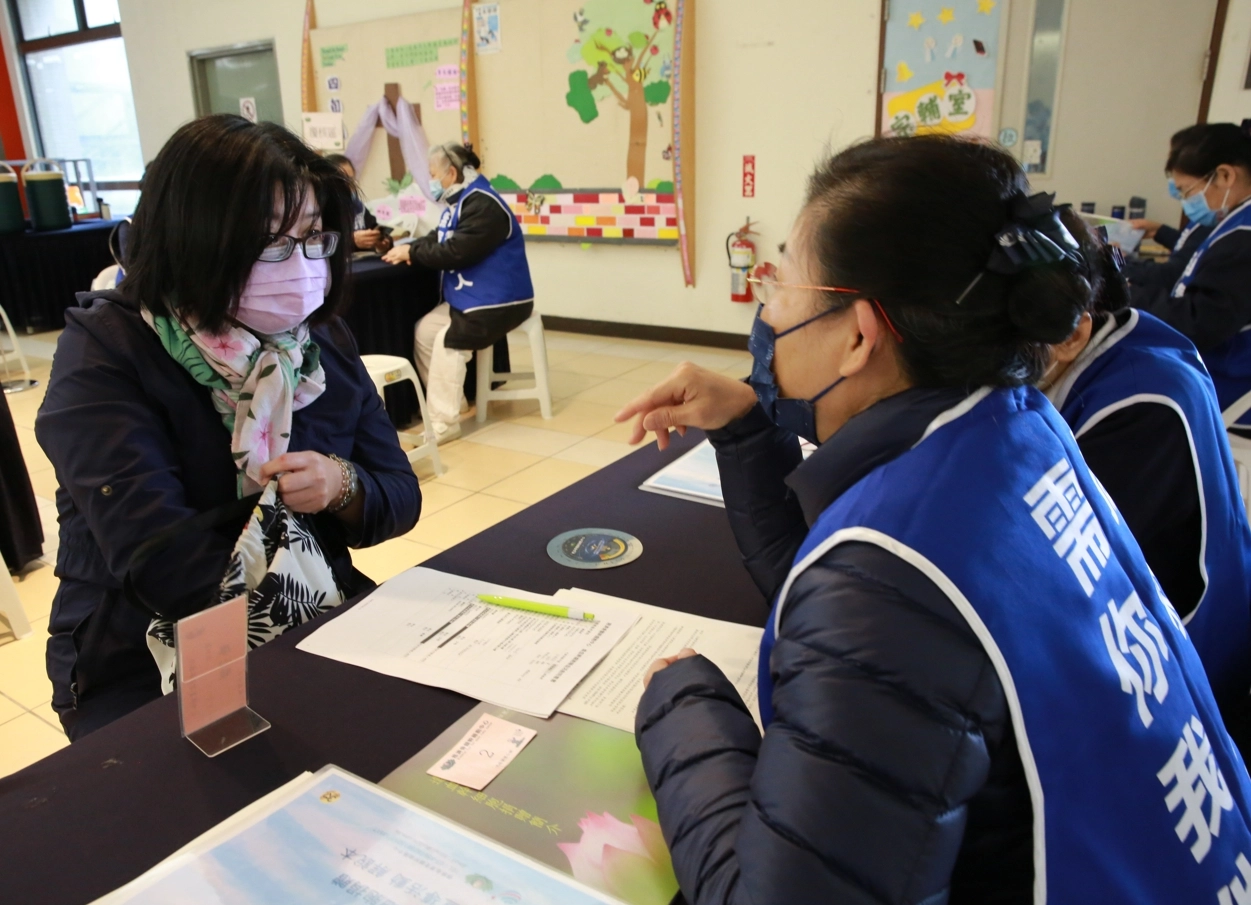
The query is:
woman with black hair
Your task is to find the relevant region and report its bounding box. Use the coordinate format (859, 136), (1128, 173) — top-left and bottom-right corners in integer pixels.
(383, 142), (534, 442)
(1126, 126), (1215, 295)
(1043, 214), (1251, 739)
(1135, 122), (1251, 429)
(616, 135), (1251, 902)
(35, 115), (422, 739)
(324, 153), (384, 253)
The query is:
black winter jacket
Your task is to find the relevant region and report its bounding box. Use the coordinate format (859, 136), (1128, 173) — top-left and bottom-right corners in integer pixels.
(635, 391), (1034, 904)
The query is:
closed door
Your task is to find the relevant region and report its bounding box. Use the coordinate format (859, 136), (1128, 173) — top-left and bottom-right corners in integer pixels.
(189, 42), (283, 124)
(998, 0), (1219, 220)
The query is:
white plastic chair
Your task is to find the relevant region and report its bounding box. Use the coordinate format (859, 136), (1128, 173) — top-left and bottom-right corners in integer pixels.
(475, 312), (552, 423)
(361, 354), (445, 476)
(91, 264), (120, 291)
(0, 302), (36, 393)
(0, 567), (32, 639)
(1225, 392), (1251, 520)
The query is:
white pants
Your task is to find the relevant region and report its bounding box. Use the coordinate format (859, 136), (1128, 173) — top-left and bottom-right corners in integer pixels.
(414, 302), (470, 428)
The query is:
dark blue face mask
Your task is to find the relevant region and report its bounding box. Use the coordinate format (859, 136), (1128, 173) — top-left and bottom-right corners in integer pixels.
(747, 305), (844, 444)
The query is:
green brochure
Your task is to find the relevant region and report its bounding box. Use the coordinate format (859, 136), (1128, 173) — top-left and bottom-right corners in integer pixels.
(381, 704), (679, 905)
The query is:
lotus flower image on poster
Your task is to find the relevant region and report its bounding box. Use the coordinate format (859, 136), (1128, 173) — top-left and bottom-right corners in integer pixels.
(382, 704), (679, 905)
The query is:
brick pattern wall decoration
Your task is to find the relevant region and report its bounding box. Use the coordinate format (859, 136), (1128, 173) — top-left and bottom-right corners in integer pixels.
(498, 190), (679, 244)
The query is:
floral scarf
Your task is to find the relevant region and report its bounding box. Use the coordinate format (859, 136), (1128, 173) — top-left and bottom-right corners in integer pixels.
(142, 307), (326, 495)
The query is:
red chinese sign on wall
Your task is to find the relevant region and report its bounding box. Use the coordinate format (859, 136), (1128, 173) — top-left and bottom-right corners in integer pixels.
(742, 155), (756, 198)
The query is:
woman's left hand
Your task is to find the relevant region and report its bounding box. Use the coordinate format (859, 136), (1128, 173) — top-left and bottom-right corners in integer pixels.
(258, 451), (343, 513)
(643, 648), (698, 688)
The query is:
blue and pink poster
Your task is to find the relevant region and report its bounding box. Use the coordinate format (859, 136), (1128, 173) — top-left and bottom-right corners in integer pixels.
(881, 0), (1003, 139)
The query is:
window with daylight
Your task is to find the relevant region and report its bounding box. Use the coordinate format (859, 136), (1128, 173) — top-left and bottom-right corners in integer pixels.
(7, 0), (143, 215)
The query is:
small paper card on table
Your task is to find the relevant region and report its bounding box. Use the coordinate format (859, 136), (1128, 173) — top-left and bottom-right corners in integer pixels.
(175, 595), (270, 757)
(425, 714), (537, 791)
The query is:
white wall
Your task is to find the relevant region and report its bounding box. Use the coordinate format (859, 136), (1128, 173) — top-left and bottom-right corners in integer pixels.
(116, 0), (881, 339)
(1210, 0), (1251, 125)
(998, 0), (1216, 224)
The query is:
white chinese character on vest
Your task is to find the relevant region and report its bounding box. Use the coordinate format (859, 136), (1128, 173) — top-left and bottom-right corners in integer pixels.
(1158, 715), (1234, 863)
(1100, 591), (1171, 727)
(1024, 459), (1111, 595)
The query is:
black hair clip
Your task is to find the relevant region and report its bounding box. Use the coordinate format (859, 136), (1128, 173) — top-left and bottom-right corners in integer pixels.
(955, 191), (1083, 304)
(1092, 225), (1127, 272)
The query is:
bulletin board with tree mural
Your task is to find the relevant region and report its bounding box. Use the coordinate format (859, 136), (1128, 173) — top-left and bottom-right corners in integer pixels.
(877, 0), (1009, 141)
(472, 0), (695, 255)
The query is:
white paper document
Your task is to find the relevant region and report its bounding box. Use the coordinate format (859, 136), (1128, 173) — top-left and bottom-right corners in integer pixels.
(639, 439), (726, 507)
(640, 438), (817, 508)
(296, 569), (638, 717)
(554, 589), (764, 732)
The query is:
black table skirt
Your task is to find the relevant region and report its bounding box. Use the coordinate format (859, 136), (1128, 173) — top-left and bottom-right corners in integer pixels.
(0, 391), (42, 571)
(343, 257), (511, 427)
(0, 431), (765, 905)
(0, 220), (114, 332)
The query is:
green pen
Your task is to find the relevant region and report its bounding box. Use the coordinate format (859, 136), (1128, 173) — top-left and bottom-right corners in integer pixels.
(476, 594), (596, 621)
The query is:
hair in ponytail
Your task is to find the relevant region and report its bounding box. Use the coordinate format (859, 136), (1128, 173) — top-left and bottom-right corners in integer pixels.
(430, 142), (482, 181)
(802, 135), (1094, 389)
(1166, 122), (1251, 177)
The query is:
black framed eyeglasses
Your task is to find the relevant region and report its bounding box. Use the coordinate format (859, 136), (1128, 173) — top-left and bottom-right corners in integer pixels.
(258, 231), (341, 263)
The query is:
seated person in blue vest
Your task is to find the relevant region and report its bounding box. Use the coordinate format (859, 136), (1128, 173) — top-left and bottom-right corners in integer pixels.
(1135, 121), (1251, 431)
(1044, 212), (1251, 755)
(382, 142), (534, 442)
(614, 135), (1251, 902)
(1126, 126), (1214, 298)
(325, 153), (391, 255)
(34, 114), (422, 740)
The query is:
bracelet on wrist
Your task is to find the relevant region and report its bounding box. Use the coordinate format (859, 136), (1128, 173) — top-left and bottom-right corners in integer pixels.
(326, 454), (359, 513)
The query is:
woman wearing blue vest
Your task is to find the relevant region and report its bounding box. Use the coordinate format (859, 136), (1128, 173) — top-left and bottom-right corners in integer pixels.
(384, 143), (534, 442)
(1126, 126), (1214, 298)
(1043, 216), (1251, 737)
(1135, 122), (1251, 430)
(616, 136), (1251, 902)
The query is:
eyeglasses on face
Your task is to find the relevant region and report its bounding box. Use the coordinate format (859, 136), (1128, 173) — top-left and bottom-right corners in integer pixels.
(745, 275), (863, 304)
(258, 230), (341, 263)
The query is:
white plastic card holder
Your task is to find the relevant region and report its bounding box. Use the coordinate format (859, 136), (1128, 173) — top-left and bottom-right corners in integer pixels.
(175, 595), (270, 757)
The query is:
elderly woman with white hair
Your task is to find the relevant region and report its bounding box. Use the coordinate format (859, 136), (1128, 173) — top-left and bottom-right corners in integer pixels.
(383, 142), (534, 441)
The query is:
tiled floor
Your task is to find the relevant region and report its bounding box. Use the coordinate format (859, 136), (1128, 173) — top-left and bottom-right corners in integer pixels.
(0, 328), (751, 779)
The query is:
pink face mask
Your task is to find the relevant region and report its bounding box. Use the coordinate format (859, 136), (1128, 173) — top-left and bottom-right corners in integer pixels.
(234, 252), (329, 335)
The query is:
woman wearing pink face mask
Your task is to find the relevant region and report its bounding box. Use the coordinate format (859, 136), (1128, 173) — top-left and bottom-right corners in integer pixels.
(34, 115), (422, 740)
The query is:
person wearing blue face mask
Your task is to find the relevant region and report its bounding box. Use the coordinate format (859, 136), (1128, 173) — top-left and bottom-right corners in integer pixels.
(613, 135), (1251, 903)
(383, 142), (534, 442)
(1135, 122), (1251, 430)
(1124, 127), (1215, 296)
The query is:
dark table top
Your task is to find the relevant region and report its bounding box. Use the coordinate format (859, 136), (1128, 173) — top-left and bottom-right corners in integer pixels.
(0, 430), (766, 905)
(0, 218), (116, 242)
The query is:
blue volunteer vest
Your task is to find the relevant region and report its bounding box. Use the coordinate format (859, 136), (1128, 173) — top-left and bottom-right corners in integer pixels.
(1050, 308), (1251, 706)
(437, 175), (534, 313)
(758, 386), (1251, 902)
(1173, 197), (1251, 426)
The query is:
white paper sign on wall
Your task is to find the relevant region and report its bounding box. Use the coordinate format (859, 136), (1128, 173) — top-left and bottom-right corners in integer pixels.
(302, 112), (344, 151)
(239, 97), (258, 123)
(1022, 139), (1043, 166)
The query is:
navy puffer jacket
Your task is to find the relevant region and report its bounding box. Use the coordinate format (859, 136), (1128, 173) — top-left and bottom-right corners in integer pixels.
(635, 391), (1033, 904)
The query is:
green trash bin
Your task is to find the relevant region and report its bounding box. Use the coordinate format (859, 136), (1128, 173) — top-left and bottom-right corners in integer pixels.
(0, 163), (23, 234)
(23, 160), (71, 231)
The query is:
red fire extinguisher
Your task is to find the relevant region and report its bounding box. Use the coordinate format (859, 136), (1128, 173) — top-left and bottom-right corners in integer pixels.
(727, 218), (757, 303)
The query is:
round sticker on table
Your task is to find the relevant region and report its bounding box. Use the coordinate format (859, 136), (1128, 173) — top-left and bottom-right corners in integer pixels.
(547, 528), (643, 570)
